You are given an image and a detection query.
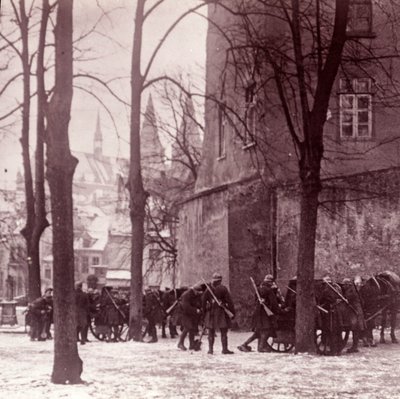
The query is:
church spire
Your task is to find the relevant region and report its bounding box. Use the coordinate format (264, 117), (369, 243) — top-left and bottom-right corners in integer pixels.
(94, 111), (103, 158)
(141, 94), (165, 177)
(170, 95), (202, 181)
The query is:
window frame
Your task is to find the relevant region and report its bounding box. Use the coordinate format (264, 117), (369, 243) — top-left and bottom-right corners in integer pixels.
(346, 0), (374, 38)
(339, 77), (373, 140)
(217, 102), (227, 159)
(81, 256), (89, 273)
(92, 256), (100, 266)
(243, 99), (257, 149)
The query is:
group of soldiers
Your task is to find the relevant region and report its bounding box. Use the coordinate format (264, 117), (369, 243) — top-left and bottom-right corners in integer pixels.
(25, 271), (397, 356)
(173, 272), (292, 354)
(26, 282), (125, 344)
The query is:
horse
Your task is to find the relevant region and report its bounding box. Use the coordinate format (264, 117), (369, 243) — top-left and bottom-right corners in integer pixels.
(359, 270), (400, 346)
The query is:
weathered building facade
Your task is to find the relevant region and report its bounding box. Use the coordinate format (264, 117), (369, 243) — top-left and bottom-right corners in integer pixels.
(177, 1), (400, 327)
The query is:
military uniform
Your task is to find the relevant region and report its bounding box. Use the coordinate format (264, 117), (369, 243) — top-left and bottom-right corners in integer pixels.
(143, 289), (164, 343)
(252, 277), (286, 352)
(318, 278), (346, 355)
(29, 289), (53, 341)
(75, 283), (90, 344)
(341, 278), (366, 353)
(202, 273), (235, 354)
(177, 286), (203, 350)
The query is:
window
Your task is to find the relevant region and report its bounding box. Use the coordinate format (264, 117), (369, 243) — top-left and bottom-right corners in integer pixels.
(217, 103), (226, 158)
(92, 256), (100, 266)
(94, 267), (106, 277)
(339, 78), (372, 139)
(347, 0), (373, 37)
(244, 84), (257, 148)
(44, 267), (51, 280)
(81, 256), (89, 273)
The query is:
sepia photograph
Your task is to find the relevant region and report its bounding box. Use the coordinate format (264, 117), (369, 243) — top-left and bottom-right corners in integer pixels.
(0, 0), (400, 398)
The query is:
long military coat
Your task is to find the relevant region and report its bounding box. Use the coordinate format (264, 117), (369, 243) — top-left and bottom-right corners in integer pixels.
(202, 283), (235, 330)
(180, 288), (202, 330)
(251, 282), (283, 332)
(75, 288), (89, 328)
(341, 283), (366, 331)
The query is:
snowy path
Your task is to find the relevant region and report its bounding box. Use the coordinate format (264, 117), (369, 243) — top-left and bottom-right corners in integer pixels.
(0, 330), (399, 399)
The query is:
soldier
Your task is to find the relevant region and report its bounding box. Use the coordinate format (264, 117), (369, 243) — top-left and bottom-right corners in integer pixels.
(75, 282), (90, 345)
(202, 272), (235, 355)
(29, 288), (53, 341)
(341, 277), (366, 353)
(244, 274), (288, 352)
(143, 288), (165, 343)
(238, 275), (288, 352)
(318, 276), (346, 356)
(177, 284), (203, 351)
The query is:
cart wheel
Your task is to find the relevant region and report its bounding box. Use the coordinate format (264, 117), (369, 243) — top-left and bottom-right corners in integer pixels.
(89, 318), (106, 341)
(266, 337), (294, 352)
(316, 330), (349, 355)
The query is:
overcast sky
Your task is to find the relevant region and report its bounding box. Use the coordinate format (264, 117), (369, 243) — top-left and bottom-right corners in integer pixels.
(0, 0), (207, 189)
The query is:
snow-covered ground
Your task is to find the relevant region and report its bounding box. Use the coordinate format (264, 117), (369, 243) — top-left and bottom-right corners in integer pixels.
(0, 329), (399, 399)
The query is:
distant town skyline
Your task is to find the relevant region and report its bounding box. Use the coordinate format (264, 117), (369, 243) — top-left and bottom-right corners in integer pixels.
(0, 0), (207, 189)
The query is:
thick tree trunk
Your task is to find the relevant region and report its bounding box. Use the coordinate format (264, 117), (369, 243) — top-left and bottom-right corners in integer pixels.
(29, 0), (51, 301)
(16, 0), (40, 302)
(128, 0), (148, 342)
(45, 0), (82, 384)
(295, 173), (320, 353)
(16, 0), (50, 302)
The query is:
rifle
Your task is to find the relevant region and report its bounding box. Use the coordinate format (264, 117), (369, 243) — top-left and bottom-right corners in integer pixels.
(201, 278), (235, 319)
(365, 303), (390, 323)
(104, 288), (127, 320)
(250, 277), (273, 316)
(165, 299), (179, 315)
(151, 290), (168, 317)
(325, 281), (358, 315)
(286, 286), (328, 314)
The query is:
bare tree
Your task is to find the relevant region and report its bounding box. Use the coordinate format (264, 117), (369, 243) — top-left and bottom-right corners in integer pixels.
(45, 0), (82, 384)
(207, 0), (400, 352)
(207, 0), (351, 353)
(127, 0), (206, 341)
(0, 0), (52, 302)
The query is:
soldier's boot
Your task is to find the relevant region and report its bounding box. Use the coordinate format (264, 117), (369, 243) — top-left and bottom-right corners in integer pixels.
(170, 324), (178, 339)
(258, 331), (271, 353)
(188, 331), (196, 350)
(237, 344), (251, 352)
(361, 335), (370, 347)
(208, 331), (215, 354)
(178, 329), (188, 351)
(391, 334), (398, 344)
(221, 331), (234, 354)
(161, 321), (167, 339)
(347, 331), (359, 353)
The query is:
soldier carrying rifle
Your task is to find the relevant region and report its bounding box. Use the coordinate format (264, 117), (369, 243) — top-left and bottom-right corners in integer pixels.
(202, 272), (236, 355)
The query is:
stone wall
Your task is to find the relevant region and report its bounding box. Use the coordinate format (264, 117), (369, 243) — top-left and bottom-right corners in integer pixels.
(177, 178), (274, 328)
(277, 168), (400, 284)
(177, 188), (230, 287)
(227, 180), (273, 327)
